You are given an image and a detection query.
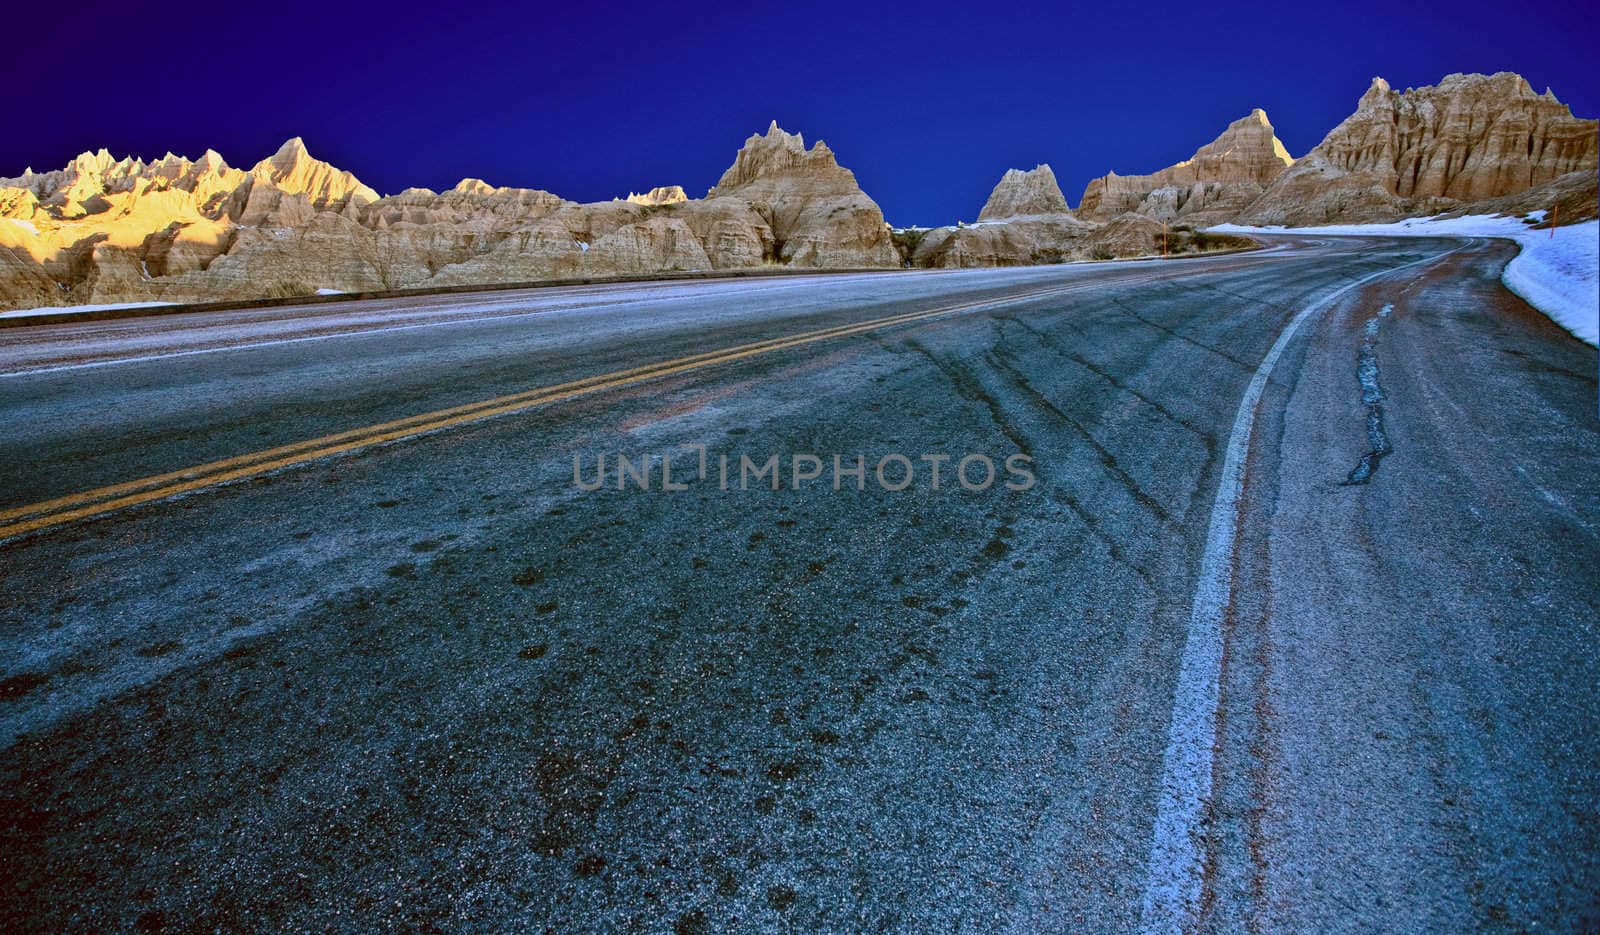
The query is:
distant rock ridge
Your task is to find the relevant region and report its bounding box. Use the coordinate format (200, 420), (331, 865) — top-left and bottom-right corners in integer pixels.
(360, 180), (571, 229)
(2, 72), (1594, 309)
(904, 213), (1253, 268)
(231, 137), (382, 226)
(0, 137), (396, 305)
(623, 186), (688, 206)
(909, 73), (1593, 268)
(707, 121), (842, 195)
(702, 120), (899, 267)
(253, 137), (379, 208)
(1078, 108), (1296, 224)
(1237, 72), (1599, 225)
(0, 137), (379, 229)
(978, 165), (1071, 220)
(0, 123), (899, 309)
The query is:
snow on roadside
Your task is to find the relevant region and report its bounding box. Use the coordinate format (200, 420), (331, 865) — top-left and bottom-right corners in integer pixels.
(0, 301), (175, 319)
(4, 287), (349, 318)
(1212, 215), (1598, 346)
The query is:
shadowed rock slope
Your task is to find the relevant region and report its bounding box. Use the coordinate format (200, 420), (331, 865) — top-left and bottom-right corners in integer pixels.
(978, 165), (1071, 220)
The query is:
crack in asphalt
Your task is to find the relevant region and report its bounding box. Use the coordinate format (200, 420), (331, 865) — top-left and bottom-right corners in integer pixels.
(1342, 304), (1394, 486)
(895, 337), (1034, 459)
(1188, 281), (1308, 316)
(886, 334), (1155, 587)
(1104, 294), (1257, 373)
(1048, 487), (1156, 588)
(984, 338), (1173, 525)
(992, 314), (1218, 460)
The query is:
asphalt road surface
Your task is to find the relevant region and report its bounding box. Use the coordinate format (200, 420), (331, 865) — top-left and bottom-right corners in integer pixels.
(1, 239), (1595, 933)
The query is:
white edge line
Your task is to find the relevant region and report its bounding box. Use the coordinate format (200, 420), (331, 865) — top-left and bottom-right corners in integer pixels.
(1138, 243), (1465, 934)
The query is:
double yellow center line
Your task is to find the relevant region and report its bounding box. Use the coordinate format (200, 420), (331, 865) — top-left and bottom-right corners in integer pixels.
(0, 280), (1097, 542)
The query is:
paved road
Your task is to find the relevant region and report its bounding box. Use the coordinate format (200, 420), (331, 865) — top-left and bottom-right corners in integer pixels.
(0, 240), (1595, 932)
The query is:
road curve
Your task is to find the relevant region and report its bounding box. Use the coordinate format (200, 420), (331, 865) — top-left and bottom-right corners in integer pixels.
(0, 238), (1595, 932)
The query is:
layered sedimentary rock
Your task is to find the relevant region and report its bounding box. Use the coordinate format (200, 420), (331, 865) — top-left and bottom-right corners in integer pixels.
(0, 139), (396, 303)
(623, 186), (687, 206)
(907, 215), (1092, 267)
(1238, 73), (1599, 226)
(923, 118), (1279, 266)
(1442, 170), (1599, 225)
(1079, 109), (1295, 225)
(360, 180), (571, 228)
(0, 219), (59, 309)
(704, 121), (899, 267)
(0, 123), (897, 310)
(4, 72), (1594, 310)
(903, 213), (1252, 268)
(231, 138), (380, 226)
(978, 165), (1071, 220)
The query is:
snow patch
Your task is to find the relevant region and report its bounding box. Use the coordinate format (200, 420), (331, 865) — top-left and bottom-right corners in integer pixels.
(1, 301), (175, 319)
(0, 218), (39, 236)
(315, 288), (345, 296)
(1212, 215), (1598, 346)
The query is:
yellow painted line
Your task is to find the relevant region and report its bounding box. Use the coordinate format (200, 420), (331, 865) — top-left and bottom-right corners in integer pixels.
(0, 280), (1105, 541)
(0, 282), (1087, 525)
(0, 314), (900, 523)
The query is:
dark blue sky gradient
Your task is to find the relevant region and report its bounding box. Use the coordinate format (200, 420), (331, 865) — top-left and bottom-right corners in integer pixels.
(9, 1), (1593, 225)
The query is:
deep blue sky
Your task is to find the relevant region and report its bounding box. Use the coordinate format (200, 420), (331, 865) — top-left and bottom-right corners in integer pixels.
(9, 1), (1594, 225)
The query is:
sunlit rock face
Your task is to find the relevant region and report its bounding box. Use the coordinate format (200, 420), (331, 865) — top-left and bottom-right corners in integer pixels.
(1237, 72), (1600, 225)
(978, 165), (1071, 220)
(702, 121), (900, 268)
(623, 186), (688, 206)
(1078, 108), (1296, 225)
(0, 124), (898, 310)
(231, 137), (381, 226)
(0, 138), (391, 305)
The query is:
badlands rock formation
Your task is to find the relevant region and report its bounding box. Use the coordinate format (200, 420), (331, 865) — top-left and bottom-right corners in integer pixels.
(623, 186), (687, 206)
(0, 124), (898, 310)
(1238, 73), (1599, 225)
(907, 215), (1092, 267)
(2, 72), (1593, 310)
(1441, 169), (1599, 225)
(903, 214), (1252, 268)
(907, 150), (1257, 267)
(978, 165), (1071, 220)
(918, 72), (1594, 266)
(705, 122), (899, 267)
(233, 138), (380, 226)
(907, 163), (1086, 267)
(1078, 109), (1295, 225)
